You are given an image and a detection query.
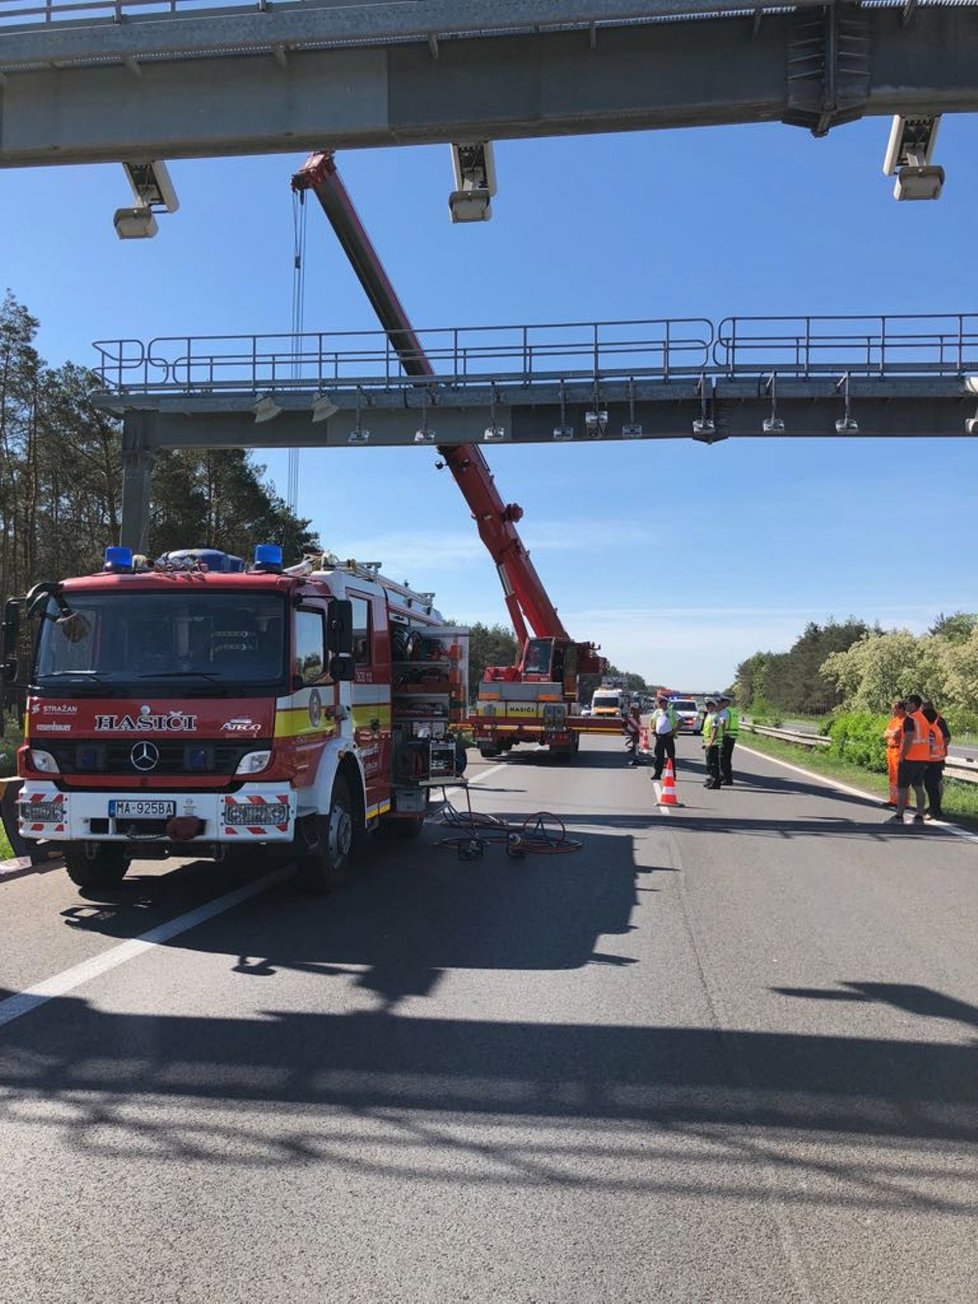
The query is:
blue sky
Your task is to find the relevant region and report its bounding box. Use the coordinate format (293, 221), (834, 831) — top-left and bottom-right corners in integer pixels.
(2, 115), (977, 688)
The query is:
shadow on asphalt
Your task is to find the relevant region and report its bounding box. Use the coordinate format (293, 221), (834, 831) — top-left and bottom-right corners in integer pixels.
(0, 979), (975, 1209)
(4, 818), (976, 1207)
(58, 822), (649, 1005)
(772, 981), (978, 1031)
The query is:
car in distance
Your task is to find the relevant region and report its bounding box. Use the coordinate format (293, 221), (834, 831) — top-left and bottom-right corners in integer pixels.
(670, 696), (702, 734)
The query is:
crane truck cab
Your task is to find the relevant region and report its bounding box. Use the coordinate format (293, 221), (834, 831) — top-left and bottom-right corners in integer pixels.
(3, 545), (468, 895)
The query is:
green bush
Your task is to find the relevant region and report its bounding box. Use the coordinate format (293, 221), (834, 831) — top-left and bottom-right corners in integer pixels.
(944, 707), (978, 739)
(826, 711), (889, 774)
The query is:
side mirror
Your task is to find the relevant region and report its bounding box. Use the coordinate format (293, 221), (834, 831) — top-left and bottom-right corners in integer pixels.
(25, 581), (57, 622)
(329, 653), (356, 682)
(326, 599), (354, 655)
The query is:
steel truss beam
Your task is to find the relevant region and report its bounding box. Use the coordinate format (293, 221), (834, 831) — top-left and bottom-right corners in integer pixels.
(2, 2), (977, 166)
(113, 376), (978, 543)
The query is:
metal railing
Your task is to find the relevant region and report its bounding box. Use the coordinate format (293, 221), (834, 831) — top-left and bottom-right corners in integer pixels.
(714, 314), (978, 378)
(0, 0), (860, 36)
(745, 722), (978, 786)
(91, 318), (715, 394)
(91, 312), (978, 397)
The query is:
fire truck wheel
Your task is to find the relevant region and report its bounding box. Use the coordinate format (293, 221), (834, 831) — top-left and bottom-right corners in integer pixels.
(63, 843), (131, 890)
(297, 777), (355, 893)
(478, 745), (502, 759)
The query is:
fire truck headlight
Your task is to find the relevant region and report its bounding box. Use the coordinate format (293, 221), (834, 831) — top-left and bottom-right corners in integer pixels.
(28, 749), (60, 773)
(235, 750), (272, 776)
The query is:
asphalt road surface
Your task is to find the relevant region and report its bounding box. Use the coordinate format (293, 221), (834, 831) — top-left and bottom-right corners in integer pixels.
(1, 737), (975, 1304)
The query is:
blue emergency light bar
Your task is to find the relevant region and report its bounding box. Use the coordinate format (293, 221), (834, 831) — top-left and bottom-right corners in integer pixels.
(253, 543), (283, 572)
(104, 545), (134, 572)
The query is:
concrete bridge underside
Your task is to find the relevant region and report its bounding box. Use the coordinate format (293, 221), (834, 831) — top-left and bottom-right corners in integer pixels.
(2, 1), (978, 167)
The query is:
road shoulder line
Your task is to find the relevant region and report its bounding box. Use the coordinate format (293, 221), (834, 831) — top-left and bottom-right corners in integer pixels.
(737, 743), (978, 845)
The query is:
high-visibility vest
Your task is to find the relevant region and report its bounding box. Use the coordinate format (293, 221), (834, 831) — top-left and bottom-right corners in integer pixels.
(884, 715), (904, 750)
(704, 712), (726, 746)
(904, 710), (932, 762)
(725, 708), (739, 738)
(928, 717), (948, 761)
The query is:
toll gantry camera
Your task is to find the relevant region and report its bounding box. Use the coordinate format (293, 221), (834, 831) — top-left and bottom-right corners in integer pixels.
(882, 115), (944, 201)
(448, 142), (497, 223)
(114, 160), (180, 239)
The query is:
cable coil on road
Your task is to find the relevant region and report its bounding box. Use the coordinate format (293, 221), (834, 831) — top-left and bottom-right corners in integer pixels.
(434, 796), (582, 861)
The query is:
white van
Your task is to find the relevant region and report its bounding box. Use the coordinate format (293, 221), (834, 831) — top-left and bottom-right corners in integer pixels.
(591, 687), (630, 718)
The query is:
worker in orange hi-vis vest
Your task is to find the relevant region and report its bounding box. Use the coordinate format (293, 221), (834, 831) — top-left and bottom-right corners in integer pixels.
(885, 693), (930, 825)
(883, 700), (907, 806)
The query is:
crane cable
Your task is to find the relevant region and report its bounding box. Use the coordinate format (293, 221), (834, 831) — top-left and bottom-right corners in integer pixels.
(287, 190), (308, 515)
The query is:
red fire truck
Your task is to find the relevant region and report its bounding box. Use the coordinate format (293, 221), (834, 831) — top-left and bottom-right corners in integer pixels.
(2, 544), (468, 893)
(293, 153), (616, 760)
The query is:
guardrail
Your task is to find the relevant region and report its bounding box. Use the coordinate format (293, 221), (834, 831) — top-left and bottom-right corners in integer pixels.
(744, 722), (978, 785)
(91, 312), (978, 397)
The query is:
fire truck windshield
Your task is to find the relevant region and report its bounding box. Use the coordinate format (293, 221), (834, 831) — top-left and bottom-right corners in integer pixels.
(33, 591), (287, 696)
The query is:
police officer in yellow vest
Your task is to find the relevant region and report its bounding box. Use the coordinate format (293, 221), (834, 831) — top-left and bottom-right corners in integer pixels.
(717, 694), (739, 785)
(701, 697), (726, 789)
(885, 693), (930, 825)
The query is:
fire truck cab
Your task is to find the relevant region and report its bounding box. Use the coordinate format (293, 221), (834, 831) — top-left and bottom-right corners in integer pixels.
(3, 545), (468, 893)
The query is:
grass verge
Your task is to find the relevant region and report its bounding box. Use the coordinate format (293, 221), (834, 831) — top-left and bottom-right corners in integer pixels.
(741, 730), (978, 835)
(0, 825), (13, 861)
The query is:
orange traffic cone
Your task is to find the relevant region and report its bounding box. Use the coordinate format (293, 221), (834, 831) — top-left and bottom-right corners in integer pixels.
(658, 759), (681, 807)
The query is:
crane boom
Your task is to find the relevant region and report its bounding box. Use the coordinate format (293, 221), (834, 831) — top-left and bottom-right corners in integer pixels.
(292, 150), (576, 654)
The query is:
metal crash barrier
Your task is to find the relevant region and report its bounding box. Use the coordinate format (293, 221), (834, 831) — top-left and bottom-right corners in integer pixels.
(744, 722), (978, 785)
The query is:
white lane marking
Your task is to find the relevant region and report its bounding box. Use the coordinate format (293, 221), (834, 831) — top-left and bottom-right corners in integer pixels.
(0, 865), (295, 1030)
(0, 763), (518, 1031)
(442, 761), (508, 799)
(737, 744), (978, 845)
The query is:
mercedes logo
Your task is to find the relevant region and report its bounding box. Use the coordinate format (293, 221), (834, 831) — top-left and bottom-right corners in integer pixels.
(131, 740), (160, 772)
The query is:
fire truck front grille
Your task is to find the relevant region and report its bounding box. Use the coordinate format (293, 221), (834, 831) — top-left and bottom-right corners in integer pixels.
(41, 740), (270, 777)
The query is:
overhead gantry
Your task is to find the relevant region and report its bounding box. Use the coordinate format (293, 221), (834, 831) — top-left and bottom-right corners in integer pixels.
(1, 1), (975, 233)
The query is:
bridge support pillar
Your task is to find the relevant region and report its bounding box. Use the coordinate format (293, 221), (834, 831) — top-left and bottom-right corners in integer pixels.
(121, 414), (156, 554)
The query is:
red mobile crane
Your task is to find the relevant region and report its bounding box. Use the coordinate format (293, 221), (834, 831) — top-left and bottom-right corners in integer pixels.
(292, 152), (613, 759)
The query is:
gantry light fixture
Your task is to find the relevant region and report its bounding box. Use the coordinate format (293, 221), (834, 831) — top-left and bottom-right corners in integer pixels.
(114, 160), (179, 240)
(622, 379), (643, 438)
(553, 380), (573, 440)
(762, 372), (785, 434)
(348, 387), (370, 443)
(882, 114), (944, 201)
(484, 382), (506, 442)
(253, 394), (283, 424)
(448, 142), (497, 223)
(584, 410), (608, 439)
(311, 393), (339, 423)
(691, 374), (716, 439)
(835, 373), (859, 434)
